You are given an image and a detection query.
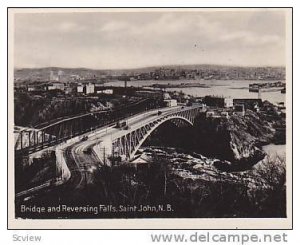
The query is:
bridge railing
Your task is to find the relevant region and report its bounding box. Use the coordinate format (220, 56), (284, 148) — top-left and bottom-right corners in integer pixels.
(15, 99), (166, 155)
(140, 105), (204, 130)
(112, 105), (204, 145)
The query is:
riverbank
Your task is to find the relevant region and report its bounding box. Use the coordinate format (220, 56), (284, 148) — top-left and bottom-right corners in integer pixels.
(141, 104), (285, 171)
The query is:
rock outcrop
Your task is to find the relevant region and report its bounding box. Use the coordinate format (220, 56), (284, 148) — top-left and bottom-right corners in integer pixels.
(191, 110), (275, 170)
(144, 109), (278, 171)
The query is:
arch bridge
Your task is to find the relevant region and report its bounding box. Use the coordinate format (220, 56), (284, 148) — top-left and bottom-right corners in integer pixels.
(98, 105), (205, 164)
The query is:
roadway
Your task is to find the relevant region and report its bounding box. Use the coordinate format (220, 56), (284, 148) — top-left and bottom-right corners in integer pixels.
(63, 105), (184, 189)
(15, 105), (197, 208)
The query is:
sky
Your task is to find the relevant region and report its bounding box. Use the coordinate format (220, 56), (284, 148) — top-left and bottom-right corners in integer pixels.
(14, 9), (287, 69)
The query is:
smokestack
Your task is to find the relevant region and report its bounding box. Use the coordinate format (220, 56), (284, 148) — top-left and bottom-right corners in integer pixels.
(50, 71), (54, 81)
(58, 70), (63, 82)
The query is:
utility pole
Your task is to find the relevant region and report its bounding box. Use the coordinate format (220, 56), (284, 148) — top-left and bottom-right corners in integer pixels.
(103, 147), (106, 166)
(20, 131), (23, 150)
(258, 88), (261, 100)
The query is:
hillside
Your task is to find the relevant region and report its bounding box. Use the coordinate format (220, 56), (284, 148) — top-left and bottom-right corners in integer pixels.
(14, 64), (285, 83)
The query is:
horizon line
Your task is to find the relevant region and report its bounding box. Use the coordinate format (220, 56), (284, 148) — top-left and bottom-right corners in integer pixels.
(14, 63), (286, 71)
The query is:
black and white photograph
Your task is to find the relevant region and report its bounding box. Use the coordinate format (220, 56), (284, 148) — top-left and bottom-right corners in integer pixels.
(8, 8), (292, 229)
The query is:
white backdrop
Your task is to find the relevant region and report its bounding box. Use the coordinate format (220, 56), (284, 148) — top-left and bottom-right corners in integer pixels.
(1, 0), (298, 244)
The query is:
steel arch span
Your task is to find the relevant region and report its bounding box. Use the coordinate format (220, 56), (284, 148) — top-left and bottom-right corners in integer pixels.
(111, 107), (203, 161)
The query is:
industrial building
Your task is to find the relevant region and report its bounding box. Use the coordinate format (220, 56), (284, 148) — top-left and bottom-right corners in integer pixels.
(85, 83), (95, 94)
(164, 99), (177, 107)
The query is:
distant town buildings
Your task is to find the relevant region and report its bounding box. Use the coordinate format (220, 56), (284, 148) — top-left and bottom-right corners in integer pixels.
(121, 66), (285, 81)
(234, 104), (245, 116)
(14, 65), (286, 86)
(27, 85), (36, 92)
(97, 89), (113, 95)
(85, 83), (95, 94)
(49, 70), (65, 82)
(224, 98), (233, 108)
(76, 83), (96, 94)
(77, 84), (84, 93)
(164, 99), (177, 107)
(233, 99), (262, 110)
(27, 84), (47, 92)
(203, 96), (229, 108)
(48, 82), (65, 91)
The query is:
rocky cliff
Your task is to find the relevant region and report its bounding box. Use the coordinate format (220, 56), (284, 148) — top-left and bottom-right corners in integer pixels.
(144, 109), (278, 171)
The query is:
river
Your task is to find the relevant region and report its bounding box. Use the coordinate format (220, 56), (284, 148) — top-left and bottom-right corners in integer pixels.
(104, 79), (286, 104)
(262, 144), (286, 159)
